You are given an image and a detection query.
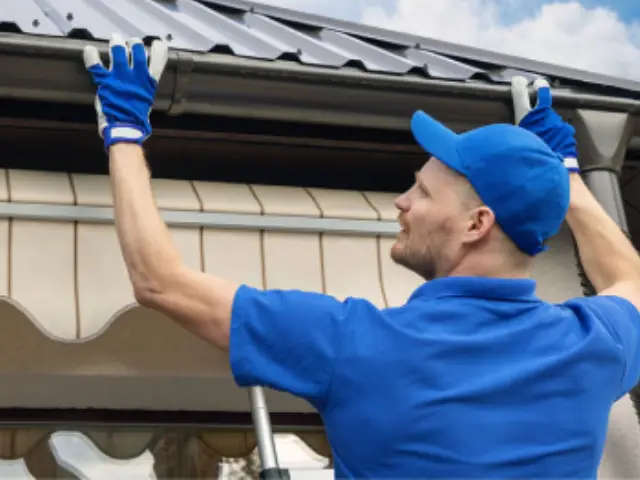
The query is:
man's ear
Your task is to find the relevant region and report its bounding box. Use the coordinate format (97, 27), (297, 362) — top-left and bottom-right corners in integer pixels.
(464, 206), (496, 243)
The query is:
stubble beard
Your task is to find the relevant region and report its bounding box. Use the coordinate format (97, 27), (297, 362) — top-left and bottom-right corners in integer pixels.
(390, 236), (437, 281)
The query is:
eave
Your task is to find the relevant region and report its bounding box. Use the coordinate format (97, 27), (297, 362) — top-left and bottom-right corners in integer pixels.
(1, 34), (639, 140)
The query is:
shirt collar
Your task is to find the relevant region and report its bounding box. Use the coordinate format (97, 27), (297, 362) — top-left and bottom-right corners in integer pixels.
(408, 276), (539, 303)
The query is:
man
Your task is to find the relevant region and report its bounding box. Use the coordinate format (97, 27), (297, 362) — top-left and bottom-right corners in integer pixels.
(83, 34), (640, 478)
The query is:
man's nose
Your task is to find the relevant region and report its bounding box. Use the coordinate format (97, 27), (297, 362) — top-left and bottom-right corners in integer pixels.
(395, 192), (410, 211)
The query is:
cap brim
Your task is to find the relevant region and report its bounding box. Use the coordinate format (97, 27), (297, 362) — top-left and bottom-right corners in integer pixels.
(411, 111), (465, 174)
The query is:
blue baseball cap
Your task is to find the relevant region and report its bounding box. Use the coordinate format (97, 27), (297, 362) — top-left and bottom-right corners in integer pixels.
(410, 110), (570, 256)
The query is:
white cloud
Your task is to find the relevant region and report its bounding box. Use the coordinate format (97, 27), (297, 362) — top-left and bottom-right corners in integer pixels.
(259, 0), (640, 80)
(363, 0), (640, 79)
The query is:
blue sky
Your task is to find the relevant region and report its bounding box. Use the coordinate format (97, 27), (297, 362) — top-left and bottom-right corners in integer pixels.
(560, 0), (639, 19)
(259, 0), (640, 80)
(497, 0), (639, 24)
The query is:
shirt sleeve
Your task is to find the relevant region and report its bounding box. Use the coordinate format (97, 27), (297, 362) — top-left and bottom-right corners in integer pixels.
(575, 295), (640, 396)
(229, 284), (372, 409)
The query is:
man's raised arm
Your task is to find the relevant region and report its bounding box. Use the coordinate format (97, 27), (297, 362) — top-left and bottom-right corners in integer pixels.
(566, 174), (640, 307)
(83, 34), (239, 349)
(82, 34), (356, 406)
(109, 143), (240, 348)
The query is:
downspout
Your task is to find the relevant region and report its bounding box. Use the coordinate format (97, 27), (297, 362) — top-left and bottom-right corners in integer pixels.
(571, 110), (638, 417)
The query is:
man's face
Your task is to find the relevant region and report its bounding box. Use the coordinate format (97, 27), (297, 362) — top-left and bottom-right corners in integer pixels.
(391, 158), (480, 280)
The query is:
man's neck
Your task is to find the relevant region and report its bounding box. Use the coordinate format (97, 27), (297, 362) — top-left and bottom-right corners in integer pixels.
(444, 252), (533, 280)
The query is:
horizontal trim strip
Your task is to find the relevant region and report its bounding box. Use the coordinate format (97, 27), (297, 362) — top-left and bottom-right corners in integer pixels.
(0, 202), (400, 236)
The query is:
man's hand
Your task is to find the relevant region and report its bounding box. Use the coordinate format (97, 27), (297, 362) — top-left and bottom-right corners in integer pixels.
(510, 77), (640, 307)
(511, 76), (579, 173)
(83, 34), (168, 149)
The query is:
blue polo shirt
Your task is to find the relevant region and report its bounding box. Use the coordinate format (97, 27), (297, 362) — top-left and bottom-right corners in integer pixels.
(230, 276), (640, 478)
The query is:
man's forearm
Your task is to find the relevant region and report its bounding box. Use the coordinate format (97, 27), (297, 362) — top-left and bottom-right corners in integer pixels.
(566, 173), (640, 293)
(109, 143), (182, 298)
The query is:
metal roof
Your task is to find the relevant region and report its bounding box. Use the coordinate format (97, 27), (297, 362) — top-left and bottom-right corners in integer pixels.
(1, 0), (640, 97)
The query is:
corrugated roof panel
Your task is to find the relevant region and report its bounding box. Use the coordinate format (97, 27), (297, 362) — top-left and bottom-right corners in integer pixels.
(29, 0), (73, 35)
(0, 0), (63, 36)
(115, 0), (241, 52)
(145, 0), (285, 57)
(403, 48), (488, 81)
(204, 0), (640, 93)
(34, 0), (146, 39)
(0, 0), (637, 95)
(244, 13), (349, 67)
(318, 29), (419, 74)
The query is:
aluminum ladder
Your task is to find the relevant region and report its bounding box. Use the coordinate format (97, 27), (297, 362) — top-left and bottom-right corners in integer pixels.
(250, 386), (291, 479)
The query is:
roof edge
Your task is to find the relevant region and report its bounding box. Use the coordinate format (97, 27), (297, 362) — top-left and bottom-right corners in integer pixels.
(0, 35), (639, 135)
(200, 0), (640, 93)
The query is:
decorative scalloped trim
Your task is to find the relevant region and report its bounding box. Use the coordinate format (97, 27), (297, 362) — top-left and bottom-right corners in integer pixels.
(0, 296), (139, 344)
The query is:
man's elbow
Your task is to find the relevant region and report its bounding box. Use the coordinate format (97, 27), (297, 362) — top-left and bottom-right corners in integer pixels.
(132, 279), (166, 309)
(130, 267), (179, 309)
(130, 266), (234, 350)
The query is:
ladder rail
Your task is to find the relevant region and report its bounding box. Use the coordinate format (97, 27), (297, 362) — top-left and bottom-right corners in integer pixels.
(249, 386), (291, 479)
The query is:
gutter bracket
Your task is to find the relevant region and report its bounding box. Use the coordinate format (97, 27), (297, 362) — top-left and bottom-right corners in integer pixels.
(573, 109), (634, 231)
(167, 50), (195, 116)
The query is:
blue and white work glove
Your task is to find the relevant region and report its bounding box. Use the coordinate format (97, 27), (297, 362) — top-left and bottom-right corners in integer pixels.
(511, 76), (580, 173)
(83, 34), (168, 149)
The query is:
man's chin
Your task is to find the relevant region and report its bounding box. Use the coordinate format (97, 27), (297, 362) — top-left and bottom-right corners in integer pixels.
(390, 242), (406, 266)
(389, 244), (431, 281)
